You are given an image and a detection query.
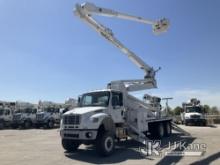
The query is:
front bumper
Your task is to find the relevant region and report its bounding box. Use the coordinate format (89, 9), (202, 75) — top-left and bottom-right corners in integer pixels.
(36, 120), (47, 125)
(185, 118), (206, 124)
(60, 129), (98, 140)
(12, 120), (24, 125)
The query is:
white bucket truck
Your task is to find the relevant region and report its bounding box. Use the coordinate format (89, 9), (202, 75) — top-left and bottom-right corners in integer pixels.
(60, 2), (189, 156)
(181, 98), (206, 126)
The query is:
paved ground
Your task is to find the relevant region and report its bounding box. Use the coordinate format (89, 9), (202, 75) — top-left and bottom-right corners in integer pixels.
(0, 125), (220, 165)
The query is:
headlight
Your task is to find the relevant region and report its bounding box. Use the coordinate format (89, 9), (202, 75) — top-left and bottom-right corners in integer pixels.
(60, 119), (64, 129)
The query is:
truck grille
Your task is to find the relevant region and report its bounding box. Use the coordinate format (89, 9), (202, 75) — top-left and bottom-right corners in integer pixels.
(64, 133), (79, 138)
(191, 115), (200, 119)
(36, 114), (44, 120)
(63, 115), (81, 125)
(13, 114), (21, 121)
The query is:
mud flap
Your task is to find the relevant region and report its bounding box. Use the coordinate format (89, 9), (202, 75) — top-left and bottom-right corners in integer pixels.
(171, 122), (191, 136)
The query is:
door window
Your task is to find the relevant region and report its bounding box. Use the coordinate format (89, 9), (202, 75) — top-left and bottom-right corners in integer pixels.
(112, 92), (123, 107)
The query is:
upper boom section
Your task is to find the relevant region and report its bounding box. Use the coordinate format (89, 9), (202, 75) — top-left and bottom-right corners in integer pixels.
(75, 2), (169, 34)
(74, 2), (169, 90)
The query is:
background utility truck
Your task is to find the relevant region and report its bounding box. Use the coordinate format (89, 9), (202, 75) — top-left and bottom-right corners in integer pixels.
(60, 2), (189, 156)
(36, 101), (62, 128)
(60, 98), (78, 115)
(181, 98), (206, 126)
(12, 101), (38, 129)
(0, 101), (15, 129)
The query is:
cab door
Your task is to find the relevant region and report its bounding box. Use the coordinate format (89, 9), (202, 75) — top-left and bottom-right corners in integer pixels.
(110, 91), (124, 123)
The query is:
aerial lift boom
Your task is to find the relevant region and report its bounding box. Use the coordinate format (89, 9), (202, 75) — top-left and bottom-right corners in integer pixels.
(74, 2), (169, 92)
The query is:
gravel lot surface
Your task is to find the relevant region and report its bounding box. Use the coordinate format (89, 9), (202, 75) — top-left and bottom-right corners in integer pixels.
(0, 125), (220, 165)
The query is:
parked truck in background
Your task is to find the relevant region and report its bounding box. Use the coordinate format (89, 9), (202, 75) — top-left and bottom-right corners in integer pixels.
(12, 101), (38, 129)
(36, 101), (61, 128)
(181, 98), (206, 126)
(60, 98), (77, 115)
(0, 101), (15, 129)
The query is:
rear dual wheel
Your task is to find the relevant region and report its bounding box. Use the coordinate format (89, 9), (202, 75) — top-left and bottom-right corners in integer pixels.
(164, 122), (172, 137)
(150, 122), (172, 139)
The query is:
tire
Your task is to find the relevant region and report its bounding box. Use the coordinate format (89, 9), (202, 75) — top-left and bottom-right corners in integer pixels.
(24, 121), (31, 129)
(96, 132), (115, 156)
(12, 124), (18, 129)
(200, 121), (206, 126)
(164, 122), (172, 137)
(0, 122), (4, 129)
(154, 123), (165, 139)
(35, 124), (40, 129)
(48, 120), (54, 129)
(62, 139), (80, 152)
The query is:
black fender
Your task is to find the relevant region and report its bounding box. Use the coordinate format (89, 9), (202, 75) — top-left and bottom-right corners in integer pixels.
(26, 118), (32, 123)
(99, 116), (115, 135)
(48, 117), (55, 123)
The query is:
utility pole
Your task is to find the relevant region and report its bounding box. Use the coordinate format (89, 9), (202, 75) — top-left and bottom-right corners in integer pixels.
(162, 97), (173, 116)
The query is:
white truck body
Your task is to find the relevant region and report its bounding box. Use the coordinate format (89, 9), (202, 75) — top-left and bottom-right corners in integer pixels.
(181, 98), (206, 126)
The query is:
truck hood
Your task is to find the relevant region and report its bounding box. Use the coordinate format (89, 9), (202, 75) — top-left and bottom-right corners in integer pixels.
(64, 106), (105, 115)
(185, 112), (202, 117)
(36, 111), (49, 117)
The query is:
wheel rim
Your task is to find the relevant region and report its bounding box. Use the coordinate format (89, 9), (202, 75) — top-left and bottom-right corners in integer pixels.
(49, 121), (53, 128)
(104, 136), (113, 152)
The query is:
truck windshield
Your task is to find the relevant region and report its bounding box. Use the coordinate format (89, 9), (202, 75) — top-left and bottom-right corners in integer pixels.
(80, 91), (110, 107)
(43, 107), (54, 113)
(15, 110), (21, 113)
(186, 107), (202, 113)
(23, 108), (32, 113)
(15, 109), (32, 113)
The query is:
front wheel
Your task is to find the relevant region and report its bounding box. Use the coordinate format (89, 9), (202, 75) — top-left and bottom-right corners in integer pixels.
(24, 121), (31, 129)
(48, 120), (54, 129)
(62, 139), (80, 152)
(0, 122), (4, 129)
(96, 132), (115, 156)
